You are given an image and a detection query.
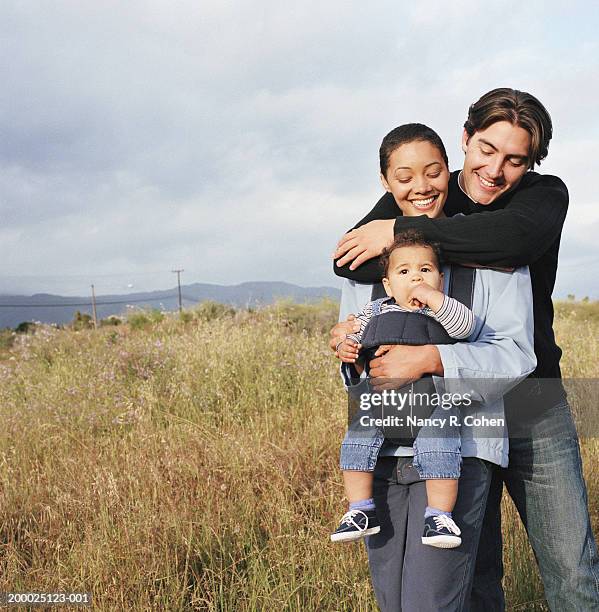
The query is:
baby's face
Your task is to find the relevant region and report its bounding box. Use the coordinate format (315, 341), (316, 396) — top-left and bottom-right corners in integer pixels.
(382, 245), (443, 309)
(381, 140), (449, 218)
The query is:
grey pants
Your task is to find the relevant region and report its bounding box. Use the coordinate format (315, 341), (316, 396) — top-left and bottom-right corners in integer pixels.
(366, 456), (494, 612)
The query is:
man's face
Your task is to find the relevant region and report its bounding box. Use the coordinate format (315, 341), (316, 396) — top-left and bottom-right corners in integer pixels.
(461, 121), (532, 205)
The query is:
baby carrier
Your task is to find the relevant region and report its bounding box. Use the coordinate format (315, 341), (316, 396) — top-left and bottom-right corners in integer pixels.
(349, 265), (475, 443)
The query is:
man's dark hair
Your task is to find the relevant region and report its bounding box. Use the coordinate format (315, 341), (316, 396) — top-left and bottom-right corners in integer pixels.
(380, 229), (444, 276)
(379, 123), (449, 177)
(464, 87), (553, 169)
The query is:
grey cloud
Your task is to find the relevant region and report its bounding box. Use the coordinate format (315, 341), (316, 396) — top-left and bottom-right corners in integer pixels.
(0, 0), (598, 299)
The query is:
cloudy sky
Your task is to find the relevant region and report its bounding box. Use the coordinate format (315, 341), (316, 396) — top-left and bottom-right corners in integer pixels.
(1, 1), (598, 298)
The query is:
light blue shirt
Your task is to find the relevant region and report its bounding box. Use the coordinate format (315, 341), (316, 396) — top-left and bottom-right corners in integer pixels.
(338, 266), (536, 467)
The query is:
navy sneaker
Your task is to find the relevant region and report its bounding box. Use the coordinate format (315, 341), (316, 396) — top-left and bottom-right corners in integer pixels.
(330, 509), (380, 543)
(421, 514), (462, 548)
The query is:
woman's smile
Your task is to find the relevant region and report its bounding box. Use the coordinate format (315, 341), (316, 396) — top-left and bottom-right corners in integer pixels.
(409, 194), (440, 211)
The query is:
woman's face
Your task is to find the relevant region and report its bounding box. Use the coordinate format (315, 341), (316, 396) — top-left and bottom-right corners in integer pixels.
(381, 140), (449, 218)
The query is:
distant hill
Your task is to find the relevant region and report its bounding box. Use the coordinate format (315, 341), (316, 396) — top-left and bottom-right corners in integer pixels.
(0, 281), (341, 329)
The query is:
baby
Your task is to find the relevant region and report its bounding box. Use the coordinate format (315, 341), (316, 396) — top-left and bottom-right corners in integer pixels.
(331, 229), (474, 547)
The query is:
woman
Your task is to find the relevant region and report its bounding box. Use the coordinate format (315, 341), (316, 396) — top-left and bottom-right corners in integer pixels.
(330, 123), (536, 610)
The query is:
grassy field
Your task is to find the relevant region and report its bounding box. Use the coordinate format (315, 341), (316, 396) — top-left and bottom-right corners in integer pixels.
(0, 299), (597, 610)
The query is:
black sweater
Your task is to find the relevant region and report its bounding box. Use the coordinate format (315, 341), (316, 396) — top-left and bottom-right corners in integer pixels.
(334, 170), (569, 380)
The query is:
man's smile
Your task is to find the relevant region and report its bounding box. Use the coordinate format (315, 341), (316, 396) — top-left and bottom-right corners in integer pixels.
(475, 172), (504, 190)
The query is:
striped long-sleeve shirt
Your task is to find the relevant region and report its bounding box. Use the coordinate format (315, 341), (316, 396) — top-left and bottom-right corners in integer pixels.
(347, 295), (475, 345)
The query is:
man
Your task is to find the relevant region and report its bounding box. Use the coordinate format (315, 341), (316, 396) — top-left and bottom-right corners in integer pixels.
(331, 88), (599, 610)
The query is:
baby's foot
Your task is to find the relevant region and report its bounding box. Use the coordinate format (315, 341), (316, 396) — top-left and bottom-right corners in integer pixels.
(330, 509), (380, 543)
(421, 514), (462, 548)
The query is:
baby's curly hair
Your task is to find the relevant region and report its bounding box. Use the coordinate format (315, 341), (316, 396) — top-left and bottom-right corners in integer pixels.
(380, 229), (444, 277)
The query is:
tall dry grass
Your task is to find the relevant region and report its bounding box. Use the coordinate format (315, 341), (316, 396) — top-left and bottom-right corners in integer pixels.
(0, 299), (597, 610)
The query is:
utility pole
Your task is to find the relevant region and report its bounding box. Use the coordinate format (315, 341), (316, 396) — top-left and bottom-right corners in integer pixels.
(172, 269), (184, 313)
(91, 284), (98, 329)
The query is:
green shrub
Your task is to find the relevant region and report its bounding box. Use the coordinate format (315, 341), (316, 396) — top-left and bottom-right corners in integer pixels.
(148, 309), (165, 324)
(15, 321), (36, 334)
(127, 312), (151, 330)
(100, 315), (122, 327)
(179, 311), (194, 324)
(72, 311), (93, 331)
(195, 300), (236, 322)
(0, 329), (15, 350)
(266, 298), (339, 335)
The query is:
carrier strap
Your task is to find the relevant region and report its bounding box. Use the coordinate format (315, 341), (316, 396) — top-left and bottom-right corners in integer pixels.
(371, 282), (387, 301)
(447, 265), (475, 310)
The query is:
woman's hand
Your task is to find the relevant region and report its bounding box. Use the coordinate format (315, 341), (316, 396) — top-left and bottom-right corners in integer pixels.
(333, 219), (395, 270)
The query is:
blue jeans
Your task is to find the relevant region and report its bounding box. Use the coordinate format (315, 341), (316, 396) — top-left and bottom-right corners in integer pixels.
(340, 404), (462, 479)
(470, 400), (599, 610)
(413, 405), (461, 479)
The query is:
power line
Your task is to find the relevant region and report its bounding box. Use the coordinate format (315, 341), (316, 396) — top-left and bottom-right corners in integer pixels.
(180, 294), (204, 302)
(0, 294), (179, 308)
(0, 270), (179, 279)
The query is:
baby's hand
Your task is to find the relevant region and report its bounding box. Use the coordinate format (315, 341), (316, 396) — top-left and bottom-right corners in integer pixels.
(330, 315), (361, 355)
(408, 284), (444, 312)
(337, 338), (361, 363)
